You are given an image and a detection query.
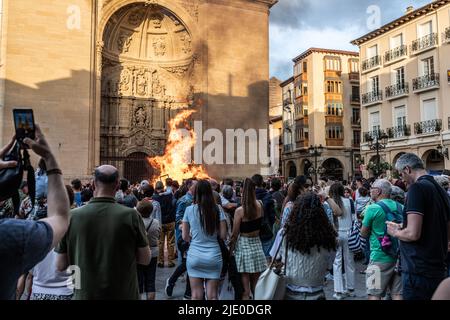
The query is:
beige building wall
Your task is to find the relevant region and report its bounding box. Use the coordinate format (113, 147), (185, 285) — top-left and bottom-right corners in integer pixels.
(353, 0), (450, 175)
(0, 0), (277, 182)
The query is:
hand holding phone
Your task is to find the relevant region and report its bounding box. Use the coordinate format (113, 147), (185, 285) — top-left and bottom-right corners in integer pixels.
(13, 109), (35, 144)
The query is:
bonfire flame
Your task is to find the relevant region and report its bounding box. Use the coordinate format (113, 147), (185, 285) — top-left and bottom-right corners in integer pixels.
(148, 110), (210, 184)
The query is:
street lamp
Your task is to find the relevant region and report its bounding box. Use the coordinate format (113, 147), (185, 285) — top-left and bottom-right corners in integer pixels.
(308, 144), (324, 184)
(366, 131), (389, 178)
(437, 144), (449, 160)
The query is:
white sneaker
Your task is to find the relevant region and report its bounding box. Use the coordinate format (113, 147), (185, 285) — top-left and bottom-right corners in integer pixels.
(333, 292), (346, 300)
(325, 273), (334, 281)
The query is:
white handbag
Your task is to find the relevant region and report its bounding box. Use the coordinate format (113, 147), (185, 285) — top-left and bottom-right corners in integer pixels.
(254, 234), (287, 300)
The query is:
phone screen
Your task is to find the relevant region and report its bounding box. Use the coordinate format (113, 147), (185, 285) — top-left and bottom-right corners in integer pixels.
(13, 109), (35, 141)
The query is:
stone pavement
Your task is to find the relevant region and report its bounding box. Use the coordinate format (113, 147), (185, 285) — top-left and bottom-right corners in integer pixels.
(152, 259), (368, 301)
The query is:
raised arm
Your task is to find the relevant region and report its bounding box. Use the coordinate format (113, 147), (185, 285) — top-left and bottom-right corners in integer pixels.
(24, 125), (70, 249)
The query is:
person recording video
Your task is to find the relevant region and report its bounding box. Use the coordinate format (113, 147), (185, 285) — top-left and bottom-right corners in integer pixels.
(0, 125), (70, 300)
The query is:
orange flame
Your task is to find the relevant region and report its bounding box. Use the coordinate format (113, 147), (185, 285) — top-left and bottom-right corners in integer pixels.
(147, 110), (210, 184)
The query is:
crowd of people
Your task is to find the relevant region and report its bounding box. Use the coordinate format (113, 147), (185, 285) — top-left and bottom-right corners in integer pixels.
(1, 126), (450, 300)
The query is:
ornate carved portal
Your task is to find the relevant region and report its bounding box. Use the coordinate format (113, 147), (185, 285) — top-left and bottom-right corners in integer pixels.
(100, 3), (196, 182)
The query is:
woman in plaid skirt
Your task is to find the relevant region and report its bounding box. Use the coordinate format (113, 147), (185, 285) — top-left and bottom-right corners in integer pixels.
(230, 178), (267, 300)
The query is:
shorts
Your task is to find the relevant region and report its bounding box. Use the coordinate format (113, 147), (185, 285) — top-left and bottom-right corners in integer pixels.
(366, 261), (402, 297)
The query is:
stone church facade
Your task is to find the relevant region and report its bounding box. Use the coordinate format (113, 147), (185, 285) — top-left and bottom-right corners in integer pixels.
(0, 0), (277, 182)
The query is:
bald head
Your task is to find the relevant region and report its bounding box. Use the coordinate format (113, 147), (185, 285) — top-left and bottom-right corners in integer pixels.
(94, 165), (119, 187)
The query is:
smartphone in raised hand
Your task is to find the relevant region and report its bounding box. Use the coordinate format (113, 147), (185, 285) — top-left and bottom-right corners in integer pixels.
(13, 109), (35, 144)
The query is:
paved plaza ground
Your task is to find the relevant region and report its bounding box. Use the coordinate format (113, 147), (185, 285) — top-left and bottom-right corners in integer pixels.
(152, 258), (368, 301)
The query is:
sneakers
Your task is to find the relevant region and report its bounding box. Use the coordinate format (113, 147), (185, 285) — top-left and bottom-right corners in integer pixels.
(325, 273), (334, 281)
(183, 294), (191, 300)
(165, 278), (174, 297)
(157, 262), (164, 268)
(345, 289), (356, 298)
(333, 292), (346, 300)
(168, 261), (176, 268)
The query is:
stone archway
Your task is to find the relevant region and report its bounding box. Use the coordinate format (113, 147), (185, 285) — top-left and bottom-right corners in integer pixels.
(287, 161), (297, 179)
(124, 152), (154, 184)
(322, 158), (344, 181)
(422, 149), (445, 174)
(99, 2), (196, 175)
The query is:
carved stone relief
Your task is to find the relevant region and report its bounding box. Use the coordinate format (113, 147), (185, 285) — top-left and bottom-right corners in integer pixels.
(133, 105), (150, 128)
(117, 32), (133, 53)
(181, 0), (199, 21)
(128, 10), (145, 27)
(149, 12), (164, 29)
(180, 32), (192, 54)
(153, 37), (166, 56)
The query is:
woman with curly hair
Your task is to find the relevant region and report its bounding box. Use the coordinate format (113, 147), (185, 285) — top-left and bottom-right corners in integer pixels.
(276, 192), (337, 300)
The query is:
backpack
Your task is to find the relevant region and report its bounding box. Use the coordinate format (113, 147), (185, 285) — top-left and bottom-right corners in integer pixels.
(348, 198), (367, 253)
(376, 201), (403, 258)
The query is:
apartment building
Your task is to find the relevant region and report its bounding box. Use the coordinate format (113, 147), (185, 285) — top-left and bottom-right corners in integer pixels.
(281, 48), (361, 181)
(351, 0), (450, 175)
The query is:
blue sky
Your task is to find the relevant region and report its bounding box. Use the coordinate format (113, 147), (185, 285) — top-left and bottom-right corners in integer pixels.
(269, 0), (432, 80)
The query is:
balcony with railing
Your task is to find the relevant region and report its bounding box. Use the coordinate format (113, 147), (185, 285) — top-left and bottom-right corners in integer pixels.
(325, 115), (343, 125)
(414, 119), (442, 135)
(283, 97), (292, 106)
(284, 144), (294, 153)
(361, 55), (381, 73)
(412, 73), (440, 93)
(385, 82), (409, 100)
(350, 94), (360, 105)
(351, 139), (361, 149)
(351, 116), (361, 127)
(443, 27), (450, 44)
(296, 140), (309, 149)
(349, 72), (360, 82)
(387, 125), (411, 139)
(363, 130), (386, 143)
(283, 120), (294, 130)
(411, 33), (438, 55)
(361, 90), (383, 107)
(384, 45), (408, 65)
(326, 138), (344, 147)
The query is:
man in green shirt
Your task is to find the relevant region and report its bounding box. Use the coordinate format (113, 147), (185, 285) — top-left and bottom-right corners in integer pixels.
(56, 165), (151, 300)
(361, 179), (403, 300)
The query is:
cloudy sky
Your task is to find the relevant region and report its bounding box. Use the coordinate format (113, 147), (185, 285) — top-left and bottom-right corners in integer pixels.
(269, 0), (432, 80)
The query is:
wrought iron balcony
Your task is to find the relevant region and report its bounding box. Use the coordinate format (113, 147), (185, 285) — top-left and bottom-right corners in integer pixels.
(387, 125), (411, 139)
(284, 144), (294, 153)
(385, 83), (409, 100)
(351, 139), (361, 148)
(362, 55), (381, 72)
(361, 90), (383, 106)
(349, 72), (360, 82)
(443, 27), (450, 44)
(384, 45), (407, 64)
(412, 73), (440, 92)
(283, 97), (292, 106)
(351, 116), (361, 126)
(414, 119), (442, 135)
(283, 120), (294, 130)
(411, 33), (438, 54)
(363, 130), (386, 143)
(350, 94), (360, 104)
